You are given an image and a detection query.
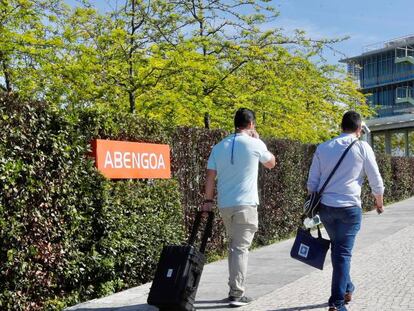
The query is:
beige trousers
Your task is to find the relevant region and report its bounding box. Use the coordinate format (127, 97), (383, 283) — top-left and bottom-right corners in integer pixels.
(219, 205), (258, 298)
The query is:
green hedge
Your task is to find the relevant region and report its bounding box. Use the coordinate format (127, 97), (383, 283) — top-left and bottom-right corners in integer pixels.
(257, 140), (316, 244)
(171, 128), (228, 255)
(174, 128), (414, 255)
(1, 94), (414, 310)
(0, 95), (183, 310)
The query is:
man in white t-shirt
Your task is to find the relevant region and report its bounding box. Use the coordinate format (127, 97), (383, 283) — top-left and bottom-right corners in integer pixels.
(201, 108), (276, 307)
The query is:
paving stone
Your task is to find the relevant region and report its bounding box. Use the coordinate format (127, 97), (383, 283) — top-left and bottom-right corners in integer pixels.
(240, 224), (414, 311)
(66, 197), (414, 311)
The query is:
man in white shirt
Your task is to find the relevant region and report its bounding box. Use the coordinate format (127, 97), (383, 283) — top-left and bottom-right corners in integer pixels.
(201, 108), (275, 307)
(307, 111), (384, 311)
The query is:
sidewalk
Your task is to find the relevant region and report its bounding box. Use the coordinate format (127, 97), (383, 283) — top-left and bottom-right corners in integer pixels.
(66, 196), (414, 311)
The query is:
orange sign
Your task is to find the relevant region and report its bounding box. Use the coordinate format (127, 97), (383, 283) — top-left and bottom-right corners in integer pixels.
(91, 139), (171, 179)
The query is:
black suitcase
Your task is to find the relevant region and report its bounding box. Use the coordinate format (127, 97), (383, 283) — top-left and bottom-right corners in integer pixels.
(147, 211), (214, 311)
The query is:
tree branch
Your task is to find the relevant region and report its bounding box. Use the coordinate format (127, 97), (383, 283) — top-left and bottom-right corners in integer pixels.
(203, 60), (248, 96)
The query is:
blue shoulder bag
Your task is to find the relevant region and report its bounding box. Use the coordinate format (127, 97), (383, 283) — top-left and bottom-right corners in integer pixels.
(291, 140), (357, 270)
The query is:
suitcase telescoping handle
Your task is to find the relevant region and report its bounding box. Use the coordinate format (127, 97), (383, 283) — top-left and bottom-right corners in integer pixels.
(187, 211), (214, 254)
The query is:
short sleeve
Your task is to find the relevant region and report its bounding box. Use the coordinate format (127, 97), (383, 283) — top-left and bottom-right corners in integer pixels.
(207, 147), (217, 170)
(257, 139), (273, 164)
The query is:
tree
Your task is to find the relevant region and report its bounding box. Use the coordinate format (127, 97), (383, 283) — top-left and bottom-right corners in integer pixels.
(0, 0), (67, 95)
(130, 0), (368, 141)
(138, 39), (369, 142)
(0, 0), (371, 142)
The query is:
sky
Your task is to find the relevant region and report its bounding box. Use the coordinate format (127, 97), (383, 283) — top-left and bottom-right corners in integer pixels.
(271, 0), (414, 65)
(66, 0), (414, 66)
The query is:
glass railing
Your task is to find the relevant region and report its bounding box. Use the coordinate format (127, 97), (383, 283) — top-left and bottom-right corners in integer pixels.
(395, 47), (414, 64)
(396, 86), (414, 103)
(361, 70), (414, 88)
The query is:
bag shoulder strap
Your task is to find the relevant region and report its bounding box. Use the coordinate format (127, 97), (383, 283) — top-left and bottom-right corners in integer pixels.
(305, 226), (323, 239)
(318, 139), (357, 195)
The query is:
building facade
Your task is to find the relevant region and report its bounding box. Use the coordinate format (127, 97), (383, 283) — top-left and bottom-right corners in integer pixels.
(342, 35), (414, 157)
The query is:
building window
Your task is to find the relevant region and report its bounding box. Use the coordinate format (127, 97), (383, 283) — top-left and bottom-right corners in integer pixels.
(409, 131), (414, 157)
(390, 132), (406, 156)
(372, 133), (386, 154)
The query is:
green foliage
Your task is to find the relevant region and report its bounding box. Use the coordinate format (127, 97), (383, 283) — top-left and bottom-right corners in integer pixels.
(0, 1), (406, 310)
(1, 0), (371, 144)
(95, 179), (184, 287)
(0, 94), (183, 310)
(0, 0), (68, 96)
(257, 140), (315, 244)
(390, 157), (414, 200)
(171, 127), (228, 254)
(0, 95), (413, 310)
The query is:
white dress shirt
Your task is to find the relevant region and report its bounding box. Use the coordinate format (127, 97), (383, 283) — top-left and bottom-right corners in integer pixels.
(307, 133), (384, 208)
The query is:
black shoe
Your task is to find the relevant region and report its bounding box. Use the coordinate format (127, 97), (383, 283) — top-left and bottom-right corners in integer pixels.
(229, 296), (253, 307)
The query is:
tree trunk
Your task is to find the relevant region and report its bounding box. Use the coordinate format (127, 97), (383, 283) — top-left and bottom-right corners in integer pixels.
(204, 112), (210, 129)
(129, 91), (135, 113)
(128, 0), (136, 113)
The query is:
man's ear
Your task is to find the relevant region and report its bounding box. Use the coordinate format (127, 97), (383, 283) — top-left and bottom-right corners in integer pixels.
(356, 125), (363, 137)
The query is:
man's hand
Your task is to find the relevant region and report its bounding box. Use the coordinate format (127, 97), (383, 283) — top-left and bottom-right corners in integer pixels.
(375, 204), (384, 214)
(203, 169), (216, 213)
(247, 129), (260, 139)
(374, 194), (384, 214)
(198, 202), (214, 216)
(200, 201), (214, 213)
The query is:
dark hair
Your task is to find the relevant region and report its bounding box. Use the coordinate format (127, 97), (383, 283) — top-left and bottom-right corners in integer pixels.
(234, 108), (256, 129)
(341, 111), (361, 132)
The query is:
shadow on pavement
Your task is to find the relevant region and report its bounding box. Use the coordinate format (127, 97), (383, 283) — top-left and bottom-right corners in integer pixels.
(67, 304), (158, 311)
(196, 306), (231, 310)
(269, 302), (329, 311)
(195, 298), (232, 310)
(196, 299), (229, 303)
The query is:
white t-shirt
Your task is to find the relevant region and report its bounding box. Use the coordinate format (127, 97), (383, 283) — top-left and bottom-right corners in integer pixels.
(207, 133), (272, 208)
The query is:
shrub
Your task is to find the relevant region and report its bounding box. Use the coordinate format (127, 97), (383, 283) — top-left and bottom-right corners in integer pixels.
(171, 127), (228, 255)
(1, 95), (413, 310)
(0, 95), (183, 310)
(256, 140), (312, 244)
(173, 129), (414, 256)
(391, 157), (414, 200)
